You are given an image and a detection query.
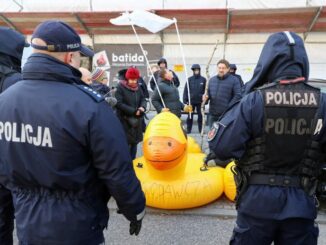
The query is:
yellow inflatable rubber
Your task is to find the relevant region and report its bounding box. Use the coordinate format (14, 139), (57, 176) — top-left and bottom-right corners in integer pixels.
(187, 136), (202, 153)
(224, 162), (237, 201)
(133, 112), (224, 209)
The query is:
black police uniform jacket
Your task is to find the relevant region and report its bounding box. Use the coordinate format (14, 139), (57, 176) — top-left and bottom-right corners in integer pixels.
(0, 53), (145, 245)
(115, 81), (147, 145)
(209, 32), (323, 221)
(0, 53), (22, 244)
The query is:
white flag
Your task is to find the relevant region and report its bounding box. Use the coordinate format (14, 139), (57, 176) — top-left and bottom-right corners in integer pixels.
(110, 10), (175, 33)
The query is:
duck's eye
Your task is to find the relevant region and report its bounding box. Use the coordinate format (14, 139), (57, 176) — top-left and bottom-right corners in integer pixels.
(149, 141), (152, 145)
(168, 142), (172, 147)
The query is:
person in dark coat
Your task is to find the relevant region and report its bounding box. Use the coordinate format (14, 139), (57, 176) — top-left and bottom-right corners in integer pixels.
(149, 58), (180, 91)
(152, 68), (192, 118)
(115, 67), (147, 160)
(137, 76), (149, 132)
(91, 68), (117, 108)
(229, 64), (244, 87)
(203, 59), (242, 127)
(91, 68), (110, 95)
(117, 68), (149, 132)
(183, 64), (206, 133)
(0, 26), (29, 245)
(208, 31), (322, 244)
(0, 20), (145, 245)
(117, 68), (149, 99)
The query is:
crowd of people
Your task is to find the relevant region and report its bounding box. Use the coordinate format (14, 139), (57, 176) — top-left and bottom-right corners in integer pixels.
(74, 50), (244, 159)
(0, 18), (323, 245)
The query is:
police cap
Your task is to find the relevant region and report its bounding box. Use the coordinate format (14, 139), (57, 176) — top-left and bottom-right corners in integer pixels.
(31, 20), (94, 57)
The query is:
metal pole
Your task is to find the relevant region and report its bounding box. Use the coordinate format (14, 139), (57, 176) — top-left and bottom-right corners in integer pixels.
(200, 40), (219, 149)
(173, 18), (191, 118)
(128, 14), (166, 108)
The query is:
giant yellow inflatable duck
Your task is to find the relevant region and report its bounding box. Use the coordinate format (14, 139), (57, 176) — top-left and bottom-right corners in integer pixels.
(133, 112), (224, 209)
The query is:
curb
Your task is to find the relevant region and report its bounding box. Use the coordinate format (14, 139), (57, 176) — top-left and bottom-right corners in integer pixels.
(108, 199), (326, 224)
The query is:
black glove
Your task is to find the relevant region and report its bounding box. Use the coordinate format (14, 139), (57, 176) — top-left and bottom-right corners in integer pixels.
(117, 209), (144, 236)
(204, 152), (217, 166)
(130, 219), (142, 236)
(204, 152), (230, 168)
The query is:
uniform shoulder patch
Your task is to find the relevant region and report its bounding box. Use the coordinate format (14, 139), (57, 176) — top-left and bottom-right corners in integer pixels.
(73, 84), (104, 103)
(207, 122), (219, 142)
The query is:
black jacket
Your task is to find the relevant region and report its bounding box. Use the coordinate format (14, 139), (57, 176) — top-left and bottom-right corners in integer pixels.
(151, 80), (184, 117)
(0, 55), (22, 92)
(0, 54), (21, 245)
(208, 73), (242, 115)
(231, 73), (244, 87)
(183, 74), (206, 105)
(117, 68), (149, 99)
(138, 77), (149, 99)
(0, 53), (145, 245)
(115, 82), (147, 145)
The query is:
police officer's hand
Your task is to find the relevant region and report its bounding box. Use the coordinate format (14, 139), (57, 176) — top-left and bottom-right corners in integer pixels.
(204, 152), (231, 168)
(130, 219), (142, 236)
(183, 104), (193, 113)
(204, 152), (217, 166)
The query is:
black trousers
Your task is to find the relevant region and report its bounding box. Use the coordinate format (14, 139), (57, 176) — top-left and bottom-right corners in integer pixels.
(230, 212), (318, 245)
(186, 103), (203, 133)
(0, 184), (14, 245)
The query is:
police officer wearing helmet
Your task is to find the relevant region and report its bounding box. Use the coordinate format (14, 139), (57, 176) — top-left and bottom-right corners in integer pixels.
(0, 26), (29, 245)
(0, 20), (145, 245)
(208, 32), (323, 244)
(183, 64), (206, 133)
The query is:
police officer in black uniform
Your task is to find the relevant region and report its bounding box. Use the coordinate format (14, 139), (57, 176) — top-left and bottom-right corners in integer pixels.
(208, 31), (323, 244)
(0, 20), (145, 245)
(0, 26), (29, 245)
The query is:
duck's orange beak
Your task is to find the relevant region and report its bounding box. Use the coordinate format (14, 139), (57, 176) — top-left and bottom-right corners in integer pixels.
(144, 136), (186, 170)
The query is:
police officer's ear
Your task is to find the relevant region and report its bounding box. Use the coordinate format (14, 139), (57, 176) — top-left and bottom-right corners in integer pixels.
(64, 52), (81, 69)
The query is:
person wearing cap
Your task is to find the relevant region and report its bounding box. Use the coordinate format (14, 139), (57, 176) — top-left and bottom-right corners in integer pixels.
(0, 20), (145, 245)
(229, 64), (244, 87)
(149, 58), (180, 91)
(208, 32), (323, 244)
(0, 26), (29, 245)
(183, 64), (206, 133)
(90, 68), (117, 108)
(115, 67), (147, 159)
(91, 68), (110, 96)
(151, 68), (192, 118)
